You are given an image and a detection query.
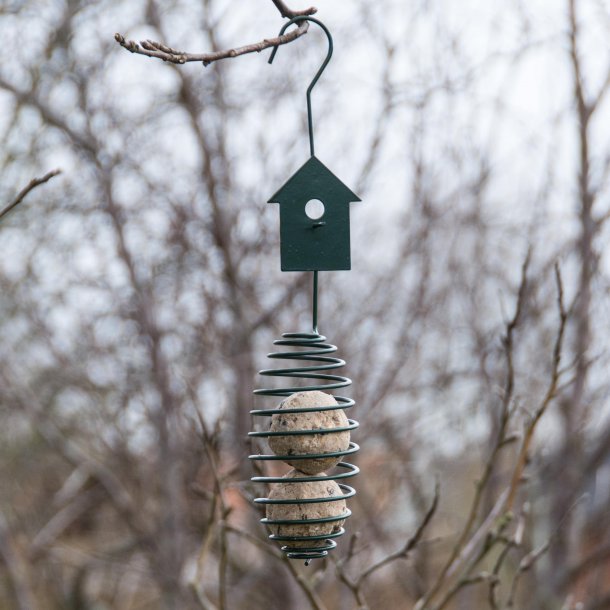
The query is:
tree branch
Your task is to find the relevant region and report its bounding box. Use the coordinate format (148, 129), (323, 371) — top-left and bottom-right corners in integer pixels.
(334, 481), (440, 610)
(270, 0), (317, 18)
(0, 169), (61, 222)
(506, 496), (584, 608)
(504, 263), (567, 511)
(359, 480), (440, 583)
(583, 591), (610, 610)
(414, 253), (532, 610)
(283, 557), (328, 610)
(564, 542), (610, 585)
(0, 511), (39, 610)
(114, 19), (310, 67)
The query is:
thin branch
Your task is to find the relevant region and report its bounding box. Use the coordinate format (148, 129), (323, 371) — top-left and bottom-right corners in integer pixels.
(226, 524), (332, 610)
(360, 480), (440, 583)
(114, 20), (309, 66)
(224, 525), (282, 561)
(1, 378), (145, 542)
(29, 489), (103, 556)
(502, 250), (532, 409)
(0, 169), (61, 221)
(436, 572), (499, 610)
(432, 264), (567, 610)
(446, 489), (510, 580)
(564, 542), (610, 585)
(270, 0), (317, 18)
(0, 77), (96, 155)
(283, 558), (328, 610)
(414, 253), (531, 610)
(504, 263), (567, 511)
(0, 512), (39, 610)
(487, 506), (527, 609)
(568, 0), (593, 122)
(335, 481), (439, 610)
(583, 592), (610, 610)
(589, 66), (610, 116)
(505, 541), (551, 607)
(192, 406), (230, 610)
(190, 487), (219, 610)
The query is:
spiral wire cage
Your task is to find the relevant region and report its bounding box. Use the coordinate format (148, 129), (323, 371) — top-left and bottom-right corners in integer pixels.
(249, 330), (359, 561)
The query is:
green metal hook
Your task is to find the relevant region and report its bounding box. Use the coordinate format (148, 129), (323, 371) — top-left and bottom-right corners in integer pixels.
(269, 17), (334, 158)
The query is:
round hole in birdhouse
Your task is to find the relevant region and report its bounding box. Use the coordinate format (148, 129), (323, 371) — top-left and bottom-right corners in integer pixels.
(305, 199), (325, 220)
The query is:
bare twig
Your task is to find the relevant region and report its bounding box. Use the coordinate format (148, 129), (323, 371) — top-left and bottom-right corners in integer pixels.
(224, 524), (282, 561)
(190, 484), (220, 610)
(270, 0), (317, 18)
(360, 480), (440, 583)
(487, 506), (528, 609)
(564, 542), (610, 585)
(583, 592), (610, 610)
(192, 406), (231, 610)
(436, 572), (499, 610)
(226, 524), (331, 610)
(505, 541), (551, 607)
(415, 257), (567, 610)
(446, 489), (510, 580)
(0, 169), (61, 221)
(335, 481), (440, 610)
(504, 263), (567, 511)
(436, 264), (566, 610)
(29, 489), (103, 556)
(431, 503), (513, 610)
(283, 558), (328, 610)
(114, 20), (309, 67)
(1, 377), (146, 544)
(414, 253), (531, 610)
(0, 512), (39, 610)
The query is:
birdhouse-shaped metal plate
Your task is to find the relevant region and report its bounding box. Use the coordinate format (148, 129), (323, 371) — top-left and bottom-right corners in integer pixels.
(268, 156), (361, 272)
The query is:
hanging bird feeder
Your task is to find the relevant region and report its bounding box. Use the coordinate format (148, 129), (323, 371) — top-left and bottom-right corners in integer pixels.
(249, 17), (361, 564)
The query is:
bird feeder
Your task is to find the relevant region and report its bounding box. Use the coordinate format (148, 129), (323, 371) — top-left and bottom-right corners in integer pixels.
(249, 16), (361, 564)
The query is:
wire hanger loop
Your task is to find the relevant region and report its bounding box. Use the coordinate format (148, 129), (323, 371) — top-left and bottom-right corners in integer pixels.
(269, 17), (334, 157)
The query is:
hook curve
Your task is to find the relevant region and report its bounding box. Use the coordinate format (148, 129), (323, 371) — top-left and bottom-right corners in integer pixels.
(269, 17), (334, 157)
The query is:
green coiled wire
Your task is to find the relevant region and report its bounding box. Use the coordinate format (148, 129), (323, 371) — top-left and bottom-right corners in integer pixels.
(249, 331), (359, 561)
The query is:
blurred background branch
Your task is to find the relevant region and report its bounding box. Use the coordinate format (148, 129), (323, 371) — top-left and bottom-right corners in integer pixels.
(1, 0), (610, 609)
(0, 169), (61, 222)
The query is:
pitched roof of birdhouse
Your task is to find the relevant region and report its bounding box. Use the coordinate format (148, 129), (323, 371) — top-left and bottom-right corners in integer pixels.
(268, 156), (361, 205)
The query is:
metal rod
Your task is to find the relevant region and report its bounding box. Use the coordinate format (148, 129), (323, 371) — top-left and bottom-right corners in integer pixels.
(312, 270), (319, 333)
(268, 17), (334, 158)
(304, 20), (333, 156)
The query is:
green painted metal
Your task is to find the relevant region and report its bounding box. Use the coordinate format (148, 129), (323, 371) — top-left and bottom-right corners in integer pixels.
(253, 19), (361, 564)
(250, 331), (358, 562)
(268, 156), (361, 272)
(269, 16), (333, 158)
(312, 270), (319, 332)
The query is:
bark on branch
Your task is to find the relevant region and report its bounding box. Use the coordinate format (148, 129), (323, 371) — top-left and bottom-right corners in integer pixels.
(0, 169), (61, 222)
(115, 19), (310, 67)
(270, 0), (317, 18)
